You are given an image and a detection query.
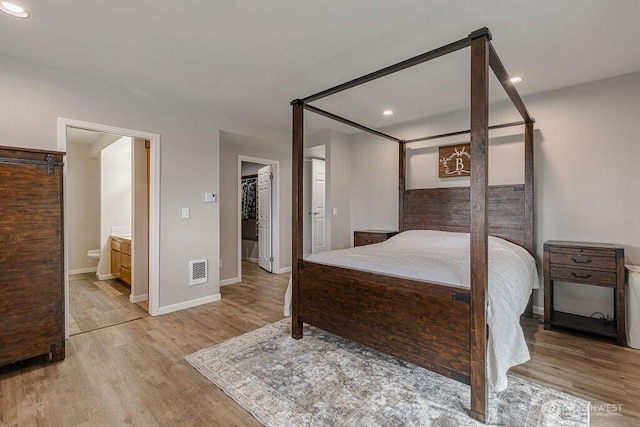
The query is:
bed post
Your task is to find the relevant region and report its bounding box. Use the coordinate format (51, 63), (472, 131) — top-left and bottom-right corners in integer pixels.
(291, 100), (304, 339)
(523, 121), (535, 317)
(524, 122), (534, 254)
(469, 28), (490, 423)
(398, 141), (406, 232)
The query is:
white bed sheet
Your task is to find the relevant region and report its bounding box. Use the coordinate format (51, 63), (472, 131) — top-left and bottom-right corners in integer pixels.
(284, 229), (539, 392)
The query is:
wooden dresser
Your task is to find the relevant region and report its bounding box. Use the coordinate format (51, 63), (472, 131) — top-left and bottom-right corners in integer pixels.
(543, 240), (626, 346)
(0, 146), (66, 366)
(353, 230), (399, 247)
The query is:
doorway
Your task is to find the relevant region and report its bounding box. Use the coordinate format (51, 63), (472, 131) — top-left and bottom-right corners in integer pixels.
(65, 129), (149, 335)
(303, 145), (328, 256)
(310, 158), (327, 254)
(58, 118), (161, 339)
(238, 156), (279, 278)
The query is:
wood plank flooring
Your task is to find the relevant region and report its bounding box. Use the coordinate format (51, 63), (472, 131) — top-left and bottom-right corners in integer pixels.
(1, 262), (638, 426)
(68, 273), (148, 335)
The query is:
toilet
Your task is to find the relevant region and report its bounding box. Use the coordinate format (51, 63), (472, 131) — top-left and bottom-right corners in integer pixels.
(87, 249), (101, 260)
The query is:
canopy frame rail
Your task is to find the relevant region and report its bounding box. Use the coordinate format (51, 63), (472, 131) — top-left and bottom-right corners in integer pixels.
(303, 104), (402, 143)
(297, 36), (471, 105)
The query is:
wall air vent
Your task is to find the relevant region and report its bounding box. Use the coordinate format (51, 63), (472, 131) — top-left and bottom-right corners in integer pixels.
(189, 259), (208, 285)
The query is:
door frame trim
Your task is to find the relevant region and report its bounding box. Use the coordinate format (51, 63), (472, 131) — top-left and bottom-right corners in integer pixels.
(237, 155), (280, 279)
(57, 117), (161, 339)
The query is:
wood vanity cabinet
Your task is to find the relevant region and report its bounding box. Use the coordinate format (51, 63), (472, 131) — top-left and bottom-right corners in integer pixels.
(0, 146), (65, 366)
(111, 236), (131, 286)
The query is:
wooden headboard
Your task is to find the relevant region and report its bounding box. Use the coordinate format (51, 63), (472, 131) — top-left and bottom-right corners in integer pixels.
(402, 184), (533, 254)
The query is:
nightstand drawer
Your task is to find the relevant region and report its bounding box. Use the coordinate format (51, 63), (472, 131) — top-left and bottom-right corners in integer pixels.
(549, 266), (616, 287)
(354, 234), (385, 246)
(549, 252), (617, 270)
(353, 230), (398, 247)
(549, 245), (615, 258)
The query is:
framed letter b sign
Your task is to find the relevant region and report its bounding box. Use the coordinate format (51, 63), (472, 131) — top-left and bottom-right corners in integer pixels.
(439, 143), (470, 178)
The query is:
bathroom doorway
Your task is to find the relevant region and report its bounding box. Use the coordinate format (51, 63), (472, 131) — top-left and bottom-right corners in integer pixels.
(59, 118), (160, 339)
(64, 129), (149, 335)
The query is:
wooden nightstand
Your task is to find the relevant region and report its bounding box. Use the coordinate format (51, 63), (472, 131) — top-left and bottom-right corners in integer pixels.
(544, 240), (626, 346)
(353, 230), (398, 247)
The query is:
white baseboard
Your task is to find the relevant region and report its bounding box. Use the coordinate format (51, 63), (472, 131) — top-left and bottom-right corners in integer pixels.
(68, 267), (97, 275)
(98, 273), (116, 280)
(130, 293), (149, 303)
(157, 293), (222, 315)
(241, 257), (259, 263)
(533, 305), (543, 316)
(277, 266), (292, 274)
(220, 277), (241, 286)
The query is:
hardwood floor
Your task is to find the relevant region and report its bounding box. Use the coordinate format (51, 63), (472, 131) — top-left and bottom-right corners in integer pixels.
(0, 262), (638, 426)
(513, 318), (640, 426)
(68, 273), (148, 336)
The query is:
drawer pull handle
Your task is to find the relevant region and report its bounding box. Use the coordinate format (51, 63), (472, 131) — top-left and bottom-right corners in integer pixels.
(571, 257), (591, 264)
(571, 272), (592, 279)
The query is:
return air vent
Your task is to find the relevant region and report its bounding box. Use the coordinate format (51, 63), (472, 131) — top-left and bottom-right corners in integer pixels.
(189, 259), (208, 285)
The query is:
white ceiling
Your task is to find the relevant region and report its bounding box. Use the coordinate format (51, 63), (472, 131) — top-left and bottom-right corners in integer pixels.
(2, 1), (640, 134)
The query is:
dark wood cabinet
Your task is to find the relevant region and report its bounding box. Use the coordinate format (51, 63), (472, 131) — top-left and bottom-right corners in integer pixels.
(0, 146), (66, 366)
(544, 240), (626, 346)
(353, 230), (398, 247)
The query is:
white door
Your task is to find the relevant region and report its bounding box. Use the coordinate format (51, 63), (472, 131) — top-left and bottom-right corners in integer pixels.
(257, 165), (273, 272)
(311, 158), (327, 254)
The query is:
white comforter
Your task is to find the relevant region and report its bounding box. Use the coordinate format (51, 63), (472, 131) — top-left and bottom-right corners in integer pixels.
(284, 230), (539, 392)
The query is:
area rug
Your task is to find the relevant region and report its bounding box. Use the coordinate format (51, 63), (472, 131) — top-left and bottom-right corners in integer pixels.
(186, 320), (589, 426)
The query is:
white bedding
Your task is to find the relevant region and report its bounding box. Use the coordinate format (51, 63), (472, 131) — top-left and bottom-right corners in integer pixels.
(284, 229), (539, 392)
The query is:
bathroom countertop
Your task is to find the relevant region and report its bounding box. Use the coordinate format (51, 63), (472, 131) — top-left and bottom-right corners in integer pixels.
(111, 234), (132, 243)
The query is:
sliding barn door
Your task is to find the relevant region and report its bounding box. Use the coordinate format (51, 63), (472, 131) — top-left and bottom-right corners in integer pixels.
(0, 147), (65, 365)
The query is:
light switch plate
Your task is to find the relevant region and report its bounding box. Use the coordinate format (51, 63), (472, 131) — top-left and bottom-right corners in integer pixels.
(181, 207), (190, 219)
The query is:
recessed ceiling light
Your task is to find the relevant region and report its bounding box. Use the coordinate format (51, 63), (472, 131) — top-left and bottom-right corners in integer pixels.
(0, 1), (29, 18)
(510, 76), (523, 84)
(382, 110), (394, 116)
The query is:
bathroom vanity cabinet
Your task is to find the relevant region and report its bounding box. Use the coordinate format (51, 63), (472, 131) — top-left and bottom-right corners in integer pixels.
(0, 146), (66, 367)
(111, 236), (131, 286)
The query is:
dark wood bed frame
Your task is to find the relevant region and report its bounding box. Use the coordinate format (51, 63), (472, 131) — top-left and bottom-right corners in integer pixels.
(290, 28), (535, 423)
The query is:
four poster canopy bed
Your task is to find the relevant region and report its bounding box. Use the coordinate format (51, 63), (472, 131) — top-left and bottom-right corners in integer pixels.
(290, 28), (536, 423)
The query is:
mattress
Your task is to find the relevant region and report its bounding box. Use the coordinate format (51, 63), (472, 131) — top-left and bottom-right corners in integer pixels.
(284, 229), (539, 392)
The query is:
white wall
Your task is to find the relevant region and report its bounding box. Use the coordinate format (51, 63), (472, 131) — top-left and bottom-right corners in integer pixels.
(220, 131), (291, 281)
(98, 137), (132, 275)
(326, 131), (352, 249)
(0, 52), (220, 310)
(350, 133), (399, 232)
(526, 72), (639, 315)
(349, 71), (640, 317)
(66, 141), (100, 273)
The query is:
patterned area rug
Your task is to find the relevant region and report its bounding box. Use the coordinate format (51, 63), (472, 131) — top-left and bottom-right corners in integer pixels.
(186, 320), (589, 426)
